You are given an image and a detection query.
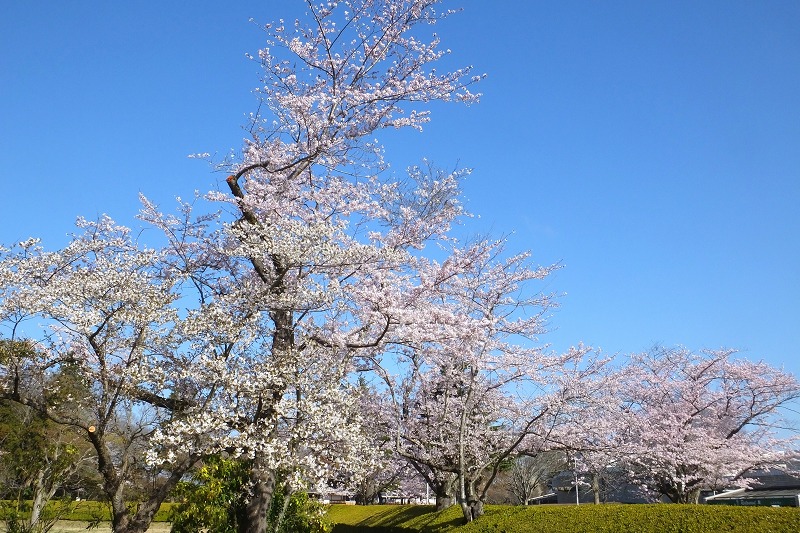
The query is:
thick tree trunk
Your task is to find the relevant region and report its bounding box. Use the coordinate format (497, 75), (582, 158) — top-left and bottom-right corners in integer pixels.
(111, 484), (184, 533)
(241, 456), (277, 533)
(458, 476), (485, 524)
(103, 451), (195, 533)
(662, 483), (701, 504)
(435, 494), (453, 511)
(675, 488), (702, 504)
(435, 493), (454, 511)
(459, 499), (484, 523)
(110, 483), (131, 533)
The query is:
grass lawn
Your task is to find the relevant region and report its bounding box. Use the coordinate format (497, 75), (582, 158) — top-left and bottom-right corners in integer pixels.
(327, 503), (800, 533)
(0, 521), (171, 533)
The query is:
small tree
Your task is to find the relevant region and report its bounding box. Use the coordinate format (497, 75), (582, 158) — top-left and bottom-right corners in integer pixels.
(506, 453), (565, 505)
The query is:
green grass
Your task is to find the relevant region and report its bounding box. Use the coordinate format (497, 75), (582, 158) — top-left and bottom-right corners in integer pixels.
(0, 500), (176, 523)
(327, 505), (462, 532)
(327, 503), (800, 533)
(6, 501), (800, 532)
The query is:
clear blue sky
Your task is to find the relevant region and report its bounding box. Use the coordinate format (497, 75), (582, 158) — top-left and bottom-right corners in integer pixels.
(2, 2), (799, 380)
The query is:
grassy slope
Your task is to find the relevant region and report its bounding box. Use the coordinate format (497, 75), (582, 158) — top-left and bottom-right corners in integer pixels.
(327, 504), (800, 533)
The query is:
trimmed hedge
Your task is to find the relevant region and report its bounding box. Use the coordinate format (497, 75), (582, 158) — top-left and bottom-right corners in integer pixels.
(327, 503), (800, 533)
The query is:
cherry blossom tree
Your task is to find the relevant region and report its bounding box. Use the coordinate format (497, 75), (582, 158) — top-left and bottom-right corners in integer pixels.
(616, 346), (800, 503)
(545, 362), (635, 504)
(569, 437), (633, 504)
(372, 236), (601, 521)
(146, 1), (483, 530)
(393, 336), (597, 521)
(343, 379), (424, 505)
(0, 221), (205, 533)
(4, 1), (486, 532)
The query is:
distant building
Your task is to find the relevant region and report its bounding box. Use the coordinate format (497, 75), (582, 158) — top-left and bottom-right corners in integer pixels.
(705, 488), (800, 507)
(704, 464), (800, 507)
(549, 469), (651, 504)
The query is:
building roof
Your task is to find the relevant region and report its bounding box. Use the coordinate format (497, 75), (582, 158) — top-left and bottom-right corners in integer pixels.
(706, 488), (800, 502)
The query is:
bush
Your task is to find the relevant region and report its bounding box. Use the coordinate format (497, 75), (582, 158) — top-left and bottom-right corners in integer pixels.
(169, 456), (250, 533)
(269, 490), (332, 533)
(169, 455), (331, 533)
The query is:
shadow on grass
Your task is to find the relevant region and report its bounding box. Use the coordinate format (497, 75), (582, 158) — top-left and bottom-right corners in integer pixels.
(331, 505), (465, 533)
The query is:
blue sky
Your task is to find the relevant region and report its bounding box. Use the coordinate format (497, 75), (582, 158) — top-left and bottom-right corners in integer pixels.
(2, 1), (799, 382)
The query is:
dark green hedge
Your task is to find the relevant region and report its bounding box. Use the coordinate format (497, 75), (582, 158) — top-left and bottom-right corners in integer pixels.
(327, 503), (800, 533)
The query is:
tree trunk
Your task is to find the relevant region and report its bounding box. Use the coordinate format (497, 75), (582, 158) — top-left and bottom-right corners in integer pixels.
(591, 472), (601, 504)
(241, 456), (277, 533)
(105, 456), (196, 533)
(110, 483), (131, 533)
(472, 499), (484, 519)
(28, 468), (48, 528)
(111, 490), (177, 533)
(663, 484), (701, 504)
(459, 498), (484, 523)
(435, 493), (453, 511)
(458, 477), (485, 524)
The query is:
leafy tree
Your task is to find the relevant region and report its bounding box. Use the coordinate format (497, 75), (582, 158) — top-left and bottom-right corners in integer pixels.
(267, 489), (331, 533)
(0, 340), (94, 533)
(0, 400), (75, 533)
